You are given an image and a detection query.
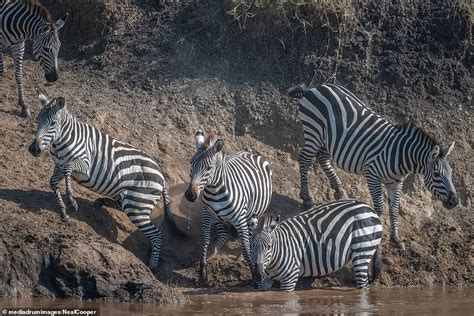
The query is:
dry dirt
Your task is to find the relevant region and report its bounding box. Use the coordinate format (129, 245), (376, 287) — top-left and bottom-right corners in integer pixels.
(0, 0), (472, 303)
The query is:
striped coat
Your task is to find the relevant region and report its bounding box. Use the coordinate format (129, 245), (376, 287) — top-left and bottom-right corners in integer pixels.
(289, 83), (458, 250)
(250, 199), (382, 291)
(28, 95), (183, 270)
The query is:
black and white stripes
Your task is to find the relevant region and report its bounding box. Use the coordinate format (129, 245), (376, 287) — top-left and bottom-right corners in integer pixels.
(28, 94), (183, 270)
(289, 83), (459, 250)
(250, 200), (382, 291)
(0, 0), (67, 117)
(184, 131), (273, 284)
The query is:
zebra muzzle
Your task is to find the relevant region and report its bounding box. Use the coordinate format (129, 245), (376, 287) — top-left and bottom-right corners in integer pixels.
(442, 192), (459, 209)
(184, 185), (198, 202)
(45, 71), (59, 83)
(28, 141), (41, 157)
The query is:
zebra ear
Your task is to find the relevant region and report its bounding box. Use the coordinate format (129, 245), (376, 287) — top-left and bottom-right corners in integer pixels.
(38, 94), (49, 107)
(428, 145), (440, 162)
(54, 13), (68, 30)
(53, 97), (66, 110)
(249, 215), (259, 232)
(213, 139), (224, 153)
(269, 215), (280, 230)
(440, 142), (455, 157)
(195, 130), (205, 150)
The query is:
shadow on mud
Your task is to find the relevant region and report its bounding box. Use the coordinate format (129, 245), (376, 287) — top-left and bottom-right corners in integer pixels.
(0, 188), (119, 244)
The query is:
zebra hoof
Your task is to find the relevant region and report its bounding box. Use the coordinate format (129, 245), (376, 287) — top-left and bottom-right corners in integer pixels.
(302, 201), (315, 210)
(391, 238), (406, 251)
(20, 108), (30, 118)
(198, 273), (208, 287)
(61, 215), (70, 223)
(94, 199), (104, 209)
(148, 263), (158, 273)
(334, 190), (347, 200)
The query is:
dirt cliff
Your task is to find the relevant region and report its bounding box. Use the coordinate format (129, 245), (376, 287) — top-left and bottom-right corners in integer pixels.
(0, 0), (472, 302)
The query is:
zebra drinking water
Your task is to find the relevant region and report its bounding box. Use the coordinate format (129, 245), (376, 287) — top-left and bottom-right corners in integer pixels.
(289, 83), (459, 250)
(184, 131), (273, 285)
(0, 0), (67, 117)
(28, 94), (185, 271)
(249, 199), (382, 292)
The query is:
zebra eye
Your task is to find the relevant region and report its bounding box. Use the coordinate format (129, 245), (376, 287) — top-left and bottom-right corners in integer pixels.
(433, 171), (441, 177)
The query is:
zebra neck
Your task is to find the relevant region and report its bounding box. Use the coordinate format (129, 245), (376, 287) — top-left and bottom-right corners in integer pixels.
(53, 112), (82, 148)
(386, 126), (433, 175)
(207, 153), (226, 187)
(268, 230), (282, 269)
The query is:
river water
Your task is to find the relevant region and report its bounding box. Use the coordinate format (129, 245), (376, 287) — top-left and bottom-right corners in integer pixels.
(1, 287), (472, 315)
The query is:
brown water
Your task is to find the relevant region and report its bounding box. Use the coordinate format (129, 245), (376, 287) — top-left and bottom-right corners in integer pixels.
(1, 287), (473, 315)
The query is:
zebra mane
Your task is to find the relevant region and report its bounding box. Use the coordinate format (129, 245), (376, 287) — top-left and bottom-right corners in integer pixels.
(396, 122), (439, 148)
(202, 133), (217, 150)
(258, 213), (280, 230)
(23, 0), (52, 22)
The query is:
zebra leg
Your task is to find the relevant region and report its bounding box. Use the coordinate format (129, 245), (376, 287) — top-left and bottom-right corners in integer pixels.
(298, 146), (319, 209)
(351, 251), (371, 289)
(213, 222), (230, 255)
(0, 52), (4, 77)
(386, 182), (405, 250)
(199, 209), (214, 285)
(279, 269), (300, 292)
(366, 176), (384, 216)
(50, 166), (69, 222)
(257, 279), (274, 291)
(11, 42), (29, 117)
(317, 151), (346, 200)
(122, 197), (162, 271)
(64, 171), (78, 212)
(234, 217), (253, 269)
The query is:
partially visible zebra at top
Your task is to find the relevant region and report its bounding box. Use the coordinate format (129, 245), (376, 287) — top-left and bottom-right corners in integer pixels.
(184, 131), (273, 285)
(28, 94), (185, 271)
(289, 83), (459, 250)
(0, 0), (67, 117)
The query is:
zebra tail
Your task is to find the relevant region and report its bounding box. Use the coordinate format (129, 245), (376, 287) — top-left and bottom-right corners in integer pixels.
(160, 185), (188, 238)
(288, 83), (310, 98)
(370, 246), (381, 284)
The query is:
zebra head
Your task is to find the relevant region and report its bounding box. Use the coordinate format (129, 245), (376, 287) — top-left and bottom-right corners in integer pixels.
(424, 142), (459, 209)
(32, 14), (68, 83)
(184, 131), (224, 202)
(249, 214), (280, 283)
(28, 94), (66, 157)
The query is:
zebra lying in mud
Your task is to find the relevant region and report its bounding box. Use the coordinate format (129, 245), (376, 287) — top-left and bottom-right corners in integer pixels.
(289, 83), (459, 250)
(0, 0), (67, 117)
(28, 94), (185, 271)
(184, 131), (273, 285)
(249, 200), (382, 292)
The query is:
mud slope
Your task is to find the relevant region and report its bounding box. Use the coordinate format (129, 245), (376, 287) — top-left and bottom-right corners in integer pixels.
(0, 0), (472, 301)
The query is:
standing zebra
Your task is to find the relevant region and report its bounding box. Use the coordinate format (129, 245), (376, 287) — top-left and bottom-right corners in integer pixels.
(184, 131), (273, 285)
(0, 0), (67, 117)
(289, 83), (459, 250)
(28, 94), (185, 271)
(250, 199), (382, 291)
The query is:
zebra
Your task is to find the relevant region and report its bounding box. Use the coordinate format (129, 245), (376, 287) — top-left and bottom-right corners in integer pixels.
(249, 199), (382, 292)
(0, 0), (67, 117)
(184, 131), (273, 285)
(288, 83), (459, 250)
(27, 94), (185, 271)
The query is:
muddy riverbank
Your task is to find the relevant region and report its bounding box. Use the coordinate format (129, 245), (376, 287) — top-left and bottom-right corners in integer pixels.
(0, 0), (472, 303)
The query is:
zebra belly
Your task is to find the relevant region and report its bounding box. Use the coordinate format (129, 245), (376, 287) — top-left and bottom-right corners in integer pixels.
(72, 171), (89, 182)
(300, 240), (347, 278)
